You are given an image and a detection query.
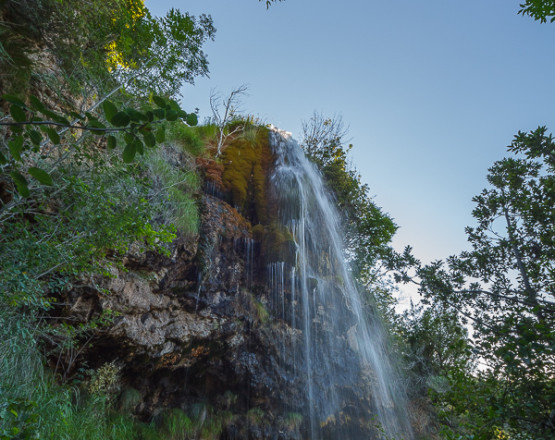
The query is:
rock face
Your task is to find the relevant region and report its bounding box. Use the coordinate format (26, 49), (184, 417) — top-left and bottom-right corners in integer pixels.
(61, 130), (406, 440)
(62, 137), (310, 439)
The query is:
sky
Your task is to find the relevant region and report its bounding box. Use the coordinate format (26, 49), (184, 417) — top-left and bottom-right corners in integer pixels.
(145, 0), (555, 300)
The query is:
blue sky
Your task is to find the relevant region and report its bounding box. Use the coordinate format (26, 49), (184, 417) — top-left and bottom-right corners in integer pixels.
(145, 0), (555, 270)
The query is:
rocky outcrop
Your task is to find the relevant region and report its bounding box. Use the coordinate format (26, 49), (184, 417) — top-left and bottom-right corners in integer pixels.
(59, 150), (309, 439)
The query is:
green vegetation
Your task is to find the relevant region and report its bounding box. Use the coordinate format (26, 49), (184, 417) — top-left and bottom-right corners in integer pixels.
(519, 0), (555, 23)
(391, 127), (555, 439)
(221, 124), (273, 223)
(301, 112), (398, 311)
(0, 0), (214, 438)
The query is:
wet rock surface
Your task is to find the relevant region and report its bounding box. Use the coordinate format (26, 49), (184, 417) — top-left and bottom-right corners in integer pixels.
(59, 134), (405, 440)
(61, 188), (313, 438)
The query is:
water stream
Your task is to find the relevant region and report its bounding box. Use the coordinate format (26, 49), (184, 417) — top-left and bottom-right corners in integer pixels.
(265, 128), (413, 439)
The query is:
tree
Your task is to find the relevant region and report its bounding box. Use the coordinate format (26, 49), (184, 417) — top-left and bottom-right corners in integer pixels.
(394, 127), (555, 438)
(0, 0), (215, 96)
(210, 85), (248, 156)
(519, 0), (555, 23)
(301, 112), (397, 278)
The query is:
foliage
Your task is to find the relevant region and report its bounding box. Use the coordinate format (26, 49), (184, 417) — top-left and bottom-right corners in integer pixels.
(0, 0), (215, 96)
(399, 302), (474, 395)
(392, 127), (555, 439)
(0, 92), (197, 197)
(301, 112), (397, 285)
(221, 125), (272, 223)
(519, 0), (555, 23)
(147, 146), (200, 235)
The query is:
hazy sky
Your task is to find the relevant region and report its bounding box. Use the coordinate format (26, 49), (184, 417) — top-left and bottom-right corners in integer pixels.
(145, 0), (555, 273)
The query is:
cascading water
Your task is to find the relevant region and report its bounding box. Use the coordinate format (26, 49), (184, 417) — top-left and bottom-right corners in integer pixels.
(264, 128), (413, 439)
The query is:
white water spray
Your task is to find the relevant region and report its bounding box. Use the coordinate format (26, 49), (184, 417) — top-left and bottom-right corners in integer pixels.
(266, 128), (413, 439)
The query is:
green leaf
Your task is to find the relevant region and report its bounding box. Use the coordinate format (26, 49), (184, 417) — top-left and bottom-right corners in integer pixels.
(2, 94), (25, 107)
(29, 95), (47, 113)
(8, 136), (24, 161)
(168, 99), (181, 111)
(146, 110), (154, 122)
(122, 142), (137, 162)
(28, 167), (53, 186)
(185, 113), (198, 126)
(111, 111), (130, 127)
(153, 96), (166, 108)
(45, 127), (60, 144)
(166, 110), (178, 121)
(68, 111), (83, 120)
(10, 105), (27, 123)
(48, 112), (70, 125)
(107, 135), (117, 149)
(155, 126), (166, 143)
(102, 100), (118, 122)
(135, 138), (144, 155)
(124, 132), (135, 144)
(0, 150), (7, 164)
(143, 132), (156, 148)
(86, 120), (106, 130)
(152, 108), (165, 120)
(28, 129), (42, 146)
(10, 171), (30, 197)
(125, 108), (146, 122)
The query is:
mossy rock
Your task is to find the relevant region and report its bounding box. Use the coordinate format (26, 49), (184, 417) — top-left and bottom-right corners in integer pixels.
(221, 126), (274, 224)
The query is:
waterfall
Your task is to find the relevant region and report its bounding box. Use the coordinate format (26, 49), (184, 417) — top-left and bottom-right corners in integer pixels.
(265, 128), (413, 440)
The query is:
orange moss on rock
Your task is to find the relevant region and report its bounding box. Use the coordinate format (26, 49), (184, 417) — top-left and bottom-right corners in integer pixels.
(197, 157), (224, 188)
